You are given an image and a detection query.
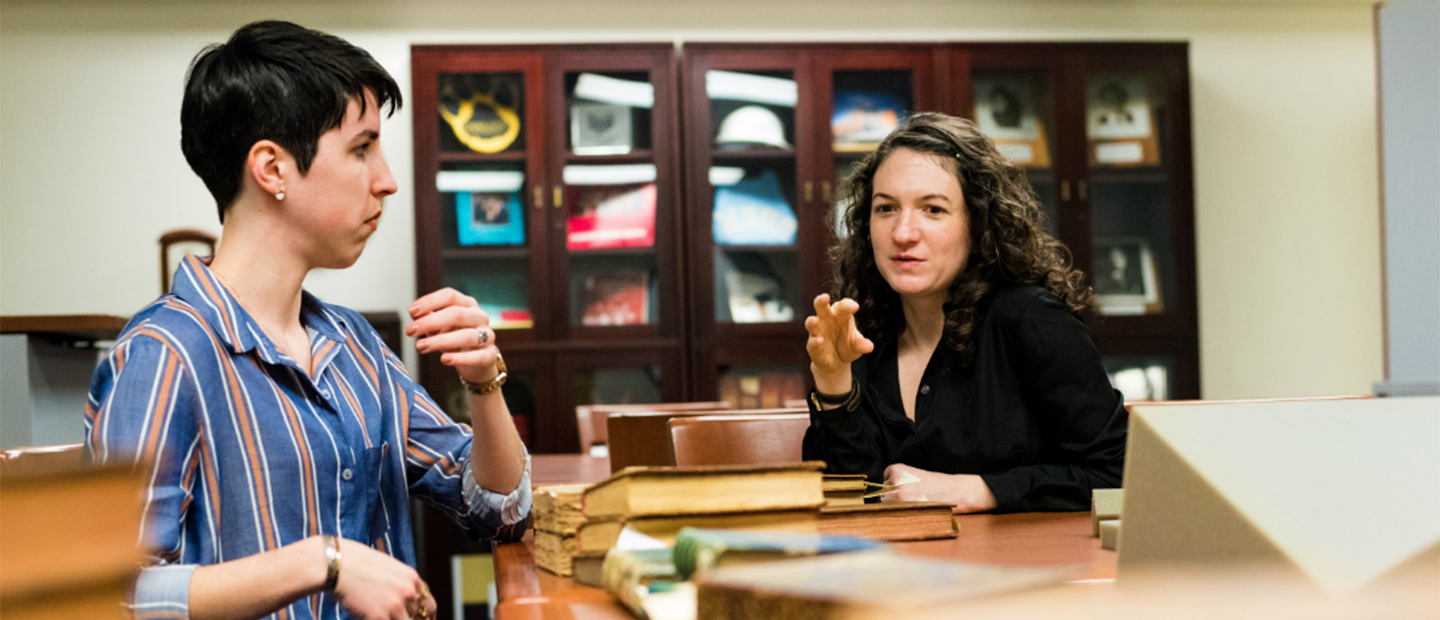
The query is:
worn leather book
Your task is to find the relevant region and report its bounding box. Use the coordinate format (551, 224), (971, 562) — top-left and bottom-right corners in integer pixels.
(575, 508), (819, 554)
(816, 501), (959, 541)
(581, 462), (826, 519)
(600, 547), (682, 618)
(696, 552), (1068, 620)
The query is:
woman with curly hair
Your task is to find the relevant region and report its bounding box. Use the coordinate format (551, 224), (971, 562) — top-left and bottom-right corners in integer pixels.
(801, 112), (1126, 514)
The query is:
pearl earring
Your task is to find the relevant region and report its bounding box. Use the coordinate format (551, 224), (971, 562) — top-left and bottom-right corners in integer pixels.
(275, 189), (285, 201)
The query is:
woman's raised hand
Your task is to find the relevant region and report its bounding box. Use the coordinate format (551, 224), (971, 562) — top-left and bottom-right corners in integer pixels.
(805, 294), (874, 392)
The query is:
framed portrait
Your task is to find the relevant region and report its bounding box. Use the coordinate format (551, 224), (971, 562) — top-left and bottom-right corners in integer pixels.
(1085, 75), (1161, 167)
(973, 76), (1051, 168)
(571, 102), (633, 156)
(456, 190), (525, 246)
(1092, 237), (1162, 315)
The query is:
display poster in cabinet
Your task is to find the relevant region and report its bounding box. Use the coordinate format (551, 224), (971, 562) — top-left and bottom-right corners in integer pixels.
(972, 77), (1051, 168)
(566, 183), (657, 250)
(718, 252), (794, 324)
(1085, 76), (1160, 167)
(831, 91), (905, 153)
(455, 190), (525, 246)
(581, 270), (650, 326)
(1092, 237), (1162, 315)
(439, 75), (522, 154)
(713, 170), (797, 246)
(571, 102), (634, 156)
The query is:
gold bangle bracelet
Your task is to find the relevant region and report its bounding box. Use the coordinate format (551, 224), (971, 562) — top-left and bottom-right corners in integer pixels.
(322, 535), (341, 592)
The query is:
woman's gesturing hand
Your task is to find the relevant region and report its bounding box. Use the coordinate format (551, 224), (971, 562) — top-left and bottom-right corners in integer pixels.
(406, 287), (501, 386)
(805, 294), (875, 391)
(883, 463), (998, 514)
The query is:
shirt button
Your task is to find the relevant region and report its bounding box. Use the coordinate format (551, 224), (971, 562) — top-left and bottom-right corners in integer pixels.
(341, 468), (354, 481)
(320, 389), (332, 399)
(920, 384), (931, 395)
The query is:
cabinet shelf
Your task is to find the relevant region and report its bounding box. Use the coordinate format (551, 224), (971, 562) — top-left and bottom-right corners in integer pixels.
(566, 245), (657, 257)
(563, 150), (654, 165)
(1089, 167), (1168, 185)
(715, 243), (798, 253)
(442, 247), (532, 260)
(711, 149), (796, 161)
(438, 151), (528, 163)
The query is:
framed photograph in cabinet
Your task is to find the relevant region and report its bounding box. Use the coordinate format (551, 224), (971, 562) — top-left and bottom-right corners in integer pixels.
(571, 102), (633, 156)
(973, 76), (1051, 168)
(1085, 75), (1160, 167)
(455, 190), (525, 246)
(1093, 237), (1162, 315)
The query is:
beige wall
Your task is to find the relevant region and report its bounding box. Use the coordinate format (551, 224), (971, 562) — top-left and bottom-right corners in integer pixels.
(0, 1), (1384, 399)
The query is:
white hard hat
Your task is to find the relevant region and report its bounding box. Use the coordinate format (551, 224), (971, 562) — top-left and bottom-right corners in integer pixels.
(715, 105), (791, 150)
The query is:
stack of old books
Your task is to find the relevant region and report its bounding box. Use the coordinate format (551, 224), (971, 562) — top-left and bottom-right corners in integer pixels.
(532, 483), (591, 576)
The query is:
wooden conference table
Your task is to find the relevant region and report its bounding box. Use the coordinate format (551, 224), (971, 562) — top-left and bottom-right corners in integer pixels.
(497, 454), (1117, 620)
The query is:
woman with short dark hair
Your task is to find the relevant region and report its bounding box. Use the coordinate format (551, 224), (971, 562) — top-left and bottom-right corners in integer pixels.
(802, 112), (1126, 514)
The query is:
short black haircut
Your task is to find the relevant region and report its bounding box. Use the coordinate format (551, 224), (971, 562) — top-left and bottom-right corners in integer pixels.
(180, 20), (403, 221)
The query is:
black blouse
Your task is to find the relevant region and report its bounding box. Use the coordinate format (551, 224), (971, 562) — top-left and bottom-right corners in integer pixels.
(801, 285), (1127, 513)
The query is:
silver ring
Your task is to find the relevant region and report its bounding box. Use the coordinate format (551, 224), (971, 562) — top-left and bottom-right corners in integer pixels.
(476, 326), (489, 346)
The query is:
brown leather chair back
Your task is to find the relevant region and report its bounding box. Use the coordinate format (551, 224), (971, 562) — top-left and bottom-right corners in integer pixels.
(668, 414), (811, 467)
(606, 407), (804, 473)
(577, 401), (732, 455)
(0, 443), (84, 478)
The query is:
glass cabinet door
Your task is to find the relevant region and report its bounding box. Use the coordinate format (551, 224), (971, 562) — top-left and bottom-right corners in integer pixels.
(1084, 70), (1176, 318)
(970, 71), (1062, 236)
(829, 69), (916, 238)
(560, 70), (664, 330)
(434, 71), (540, 332)
(706, 68), (803, 325)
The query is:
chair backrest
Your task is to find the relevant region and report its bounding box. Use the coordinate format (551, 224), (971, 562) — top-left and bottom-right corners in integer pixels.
(159, 229), (218, 293)
(606, 407), (804, 473)
(668, 413), (811, 467)
(0, 443), (84, 478)
(577, 401), (732, 455)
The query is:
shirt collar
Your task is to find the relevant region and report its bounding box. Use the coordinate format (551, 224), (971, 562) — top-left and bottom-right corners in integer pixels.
(168, 255), (349, 363)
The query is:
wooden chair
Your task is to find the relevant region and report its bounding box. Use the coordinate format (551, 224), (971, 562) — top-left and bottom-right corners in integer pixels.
(668, 413), (811, 467)
(159, 229), (217, 293)
(605, 407), (805, 473)
(576, 401), (732, 456)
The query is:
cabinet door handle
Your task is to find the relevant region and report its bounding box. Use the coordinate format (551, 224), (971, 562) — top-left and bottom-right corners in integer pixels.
(533, 186), (544, 209)
(553, 186), (563, 209)
(1061, 180), (1072, 202)
(804, 181), (814, 203)
(822, 180), (832, 204)
(1078, 180), (1088, 202)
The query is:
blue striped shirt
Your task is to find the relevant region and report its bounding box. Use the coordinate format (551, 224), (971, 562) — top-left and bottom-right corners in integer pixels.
(85, 255), (531, 620)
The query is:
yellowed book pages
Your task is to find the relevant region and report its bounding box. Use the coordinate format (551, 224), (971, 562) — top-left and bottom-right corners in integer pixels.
(575, 508), (820, 553)
(533, 530), (577, 576)
(1120, 398), (1440, 596)
(582, 462), (825, 519)
(817, 501), (957, 542)
(534, 483), (590, 535)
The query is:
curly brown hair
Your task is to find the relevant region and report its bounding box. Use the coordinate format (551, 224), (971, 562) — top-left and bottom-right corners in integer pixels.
(831, 112), (1091, 363)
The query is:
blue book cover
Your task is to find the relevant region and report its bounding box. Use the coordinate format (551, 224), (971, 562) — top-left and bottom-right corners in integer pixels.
(456, 190), (525, 246)
(712, 170), (797, 245)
